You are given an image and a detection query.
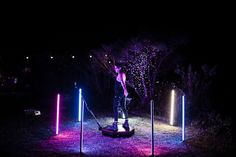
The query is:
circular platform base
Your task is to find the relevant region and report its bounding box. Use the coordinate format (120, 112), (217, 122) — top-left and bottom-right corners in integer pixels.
(102, 124), (135, 138)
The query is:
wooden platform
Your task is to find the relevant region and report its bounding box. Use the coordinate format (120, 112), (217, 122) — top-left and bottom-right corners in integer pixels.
(102, 124), (135, 138)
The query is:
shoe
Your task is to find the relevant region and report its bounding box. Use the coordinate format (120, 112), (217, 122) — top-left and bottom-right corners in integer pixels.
(107, 122), (118, 131)
(122, 120), (129, 130)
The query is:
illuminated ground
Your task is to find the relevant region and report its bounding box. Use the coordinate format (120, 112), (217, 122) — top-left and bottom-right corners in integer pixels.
(40, 116), (188, 157)
(0, 113), (233, 157)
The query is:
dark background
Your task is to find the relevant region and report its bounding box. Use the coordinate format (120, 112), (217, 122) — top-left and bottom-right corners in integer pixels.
(0, 4), (234, 120)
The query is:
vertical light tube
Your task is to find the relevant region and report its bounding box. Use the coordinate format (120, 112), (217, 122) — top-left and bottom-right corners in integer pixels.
(170, 90), (175, 125)
(150, 100), (154, 156)
(80, 99), (84, 153)
(182, 95), (185, 141)
(56, 93), (60, 135)
(78, 88), (82, 121)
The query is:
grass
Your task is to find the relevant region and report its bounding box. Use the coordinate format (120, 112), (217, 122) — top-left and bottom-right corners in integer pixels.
(0, 109), (234, 157)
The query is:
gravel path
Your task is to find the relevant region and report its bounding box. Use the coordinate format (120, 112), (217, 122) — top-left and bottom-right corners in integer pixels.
(1, 114), (232, 156)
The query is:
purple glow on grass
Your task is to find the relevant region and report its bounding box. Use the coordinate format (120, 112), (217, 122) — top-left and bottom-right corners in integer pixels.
(40, 117), (188, 156)
(56, 94), (60, 135)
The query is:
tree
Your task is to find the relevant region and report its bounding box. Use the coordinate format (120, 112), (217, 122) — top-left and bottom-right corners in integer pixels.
(88, 37), (182, 106)
(175, 64), (217, 117)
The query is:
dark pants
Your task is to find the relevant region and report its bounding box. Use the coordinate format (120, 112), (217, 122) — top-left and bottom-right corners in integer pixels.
(113, 95), (128, 121)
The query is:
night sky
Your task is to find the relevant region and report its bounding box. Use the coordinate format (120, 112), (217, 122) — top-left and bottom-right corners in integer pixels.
(1, 13), (233, 79)
(1, 6), (233, 71)
(1, 10), (232, 65)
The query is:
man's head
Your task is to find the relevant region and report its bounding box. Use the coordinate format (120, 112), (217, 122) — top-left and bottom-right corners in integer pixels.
(114, 65), (121, 73)
(114, 62), (124, 73)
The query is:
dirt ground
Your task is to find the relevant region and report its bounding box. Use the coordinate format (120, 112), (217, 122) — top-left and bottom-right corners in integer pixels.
(0, 111), (234, 157)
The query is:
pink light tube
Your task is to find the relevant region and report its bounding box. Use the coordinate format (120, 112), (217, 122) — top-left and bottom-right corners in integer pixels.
(56, 93), (60, 135)
(182, 95), (185, 141)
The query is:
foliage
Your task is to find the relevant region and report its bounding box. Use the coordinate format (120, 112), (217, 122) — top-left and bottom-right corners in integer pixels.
(88, 38), (183, 106)
(175, 64), (217, 118)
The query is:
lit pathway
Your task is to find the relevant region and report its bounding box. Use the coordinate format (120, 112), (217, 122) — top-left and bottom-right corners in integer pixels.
(40, 116), (190, 156)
